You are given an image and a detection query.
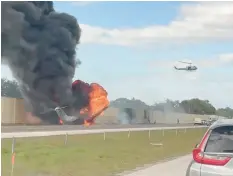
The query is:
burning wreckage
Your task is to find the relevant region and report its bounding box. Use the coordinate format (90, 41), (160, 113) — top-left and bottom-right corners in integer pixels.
(1, 1), (109, 125)
(55, 80), (109, 126)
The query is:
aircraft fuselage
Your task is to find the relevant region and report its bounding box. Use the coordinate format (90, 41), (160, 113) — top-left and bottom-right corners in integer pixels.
(174, 66), (197, 71)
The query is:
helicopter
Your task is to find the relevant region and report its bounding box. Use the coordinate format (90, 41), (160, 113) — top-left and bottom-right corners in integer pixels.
(174, 61), (198, 71)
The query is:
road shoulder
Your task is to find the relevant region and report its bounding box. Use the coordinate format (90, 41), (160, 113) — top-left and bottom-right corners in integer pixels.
(119, 155), (192, 176)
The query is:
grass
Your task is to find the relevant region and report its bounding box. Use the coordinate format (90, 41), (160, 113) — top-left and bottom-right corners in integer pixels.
(2, 128), (206, 176)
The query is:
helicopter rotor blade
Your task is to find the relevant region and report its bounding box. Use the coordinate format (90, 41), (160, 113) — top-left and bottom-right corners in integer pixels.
(178, 61), (192, 64)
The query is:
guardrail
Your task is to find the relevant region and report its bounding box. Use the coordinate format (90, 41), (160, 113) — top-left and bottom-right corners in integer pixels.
(1, 126), (207, 139)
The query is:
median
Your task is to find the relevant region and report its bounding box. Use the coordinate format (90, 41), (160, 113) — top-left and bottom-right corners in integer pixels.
(2, 128), (206, 176)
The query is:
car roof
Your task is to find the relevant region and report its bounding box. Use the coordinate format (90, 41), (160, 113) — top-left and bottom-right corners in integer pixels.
(209, 119), (233, 130)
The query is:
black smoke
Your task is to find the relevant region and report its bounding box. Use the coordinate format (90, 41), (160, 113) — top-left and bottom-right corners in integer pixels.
(1, 1), (82, 124)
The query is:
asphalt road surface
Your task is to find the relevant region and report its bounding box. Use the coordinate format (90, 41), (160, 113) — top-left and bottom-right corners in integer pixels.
(121, 155), (191, 176)
(1, 123), (194, 133)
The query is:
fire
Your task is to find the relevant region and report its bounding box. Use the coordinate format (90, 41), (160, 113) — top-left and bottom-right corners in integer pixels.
(88, 83), (109, 117)
(80, 83), (109, 126)
(59, 118), (63, 125)
(84, 119), (94, 127)
(80, 107), (88, 115)
(72, 80), (109, 126)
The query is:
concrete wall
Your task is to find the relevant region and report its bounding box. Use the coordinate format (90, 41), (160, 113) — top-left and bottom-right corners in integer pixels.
(95, 107), (119, 124)
(148, 111), (210, 124)
(1, 97), (213, 125)
(1, 97), (26, 124)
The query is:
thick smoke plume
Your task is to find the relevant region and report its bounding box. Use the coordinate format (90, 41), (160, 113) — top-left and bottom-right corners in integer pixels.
(1, 1), (83, 124)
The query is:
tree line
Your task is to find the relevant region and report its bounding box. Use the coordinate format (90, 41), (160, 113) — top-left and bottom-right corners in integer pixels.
(1, 78), (22, 98)
(110, 98), (233, 119)
(1, 78), (233, 118)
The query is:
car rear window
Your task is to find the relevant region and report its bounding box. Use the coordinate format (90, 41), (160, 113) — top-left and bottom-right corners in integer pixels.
(205, 126), (233, 153)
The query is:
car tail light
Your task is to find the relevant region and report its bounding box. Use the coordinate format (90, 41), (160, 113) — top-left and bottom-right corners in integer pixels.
(193, 148), (231, 166)
(192, 130), (231, 166)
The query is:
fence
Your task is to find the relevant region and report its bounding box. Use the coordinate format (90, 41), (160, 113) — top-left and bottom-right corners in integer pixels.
(1, 126), (207, 139)
(1, 97), (211, 125)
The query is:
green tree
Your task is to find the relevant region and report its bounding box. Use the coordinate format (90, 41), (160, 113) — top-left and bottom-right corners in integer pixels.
(180, 98), (216, 115)
(153, 99), (185, 113)
(216, 107), (233, 118)
(1, 78), (22, 98)
(111, 97), (231, 117)
(110, 98), (149, 109)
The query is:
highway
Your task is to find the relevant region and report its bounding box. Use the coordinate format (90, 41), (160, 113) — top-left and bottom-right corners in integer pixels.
(1, 123), (195, 133)
(121, 155), (191, 176)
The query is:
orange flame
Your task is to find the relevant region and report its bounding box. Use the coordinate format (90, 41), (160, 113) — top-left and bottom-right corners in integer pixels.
(84, 119), (94, 127)
(80, 107), (88, 115)
(59, 118), (63, 125)
(11, 153), (15, 165)
(80, 83), (109, 126)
